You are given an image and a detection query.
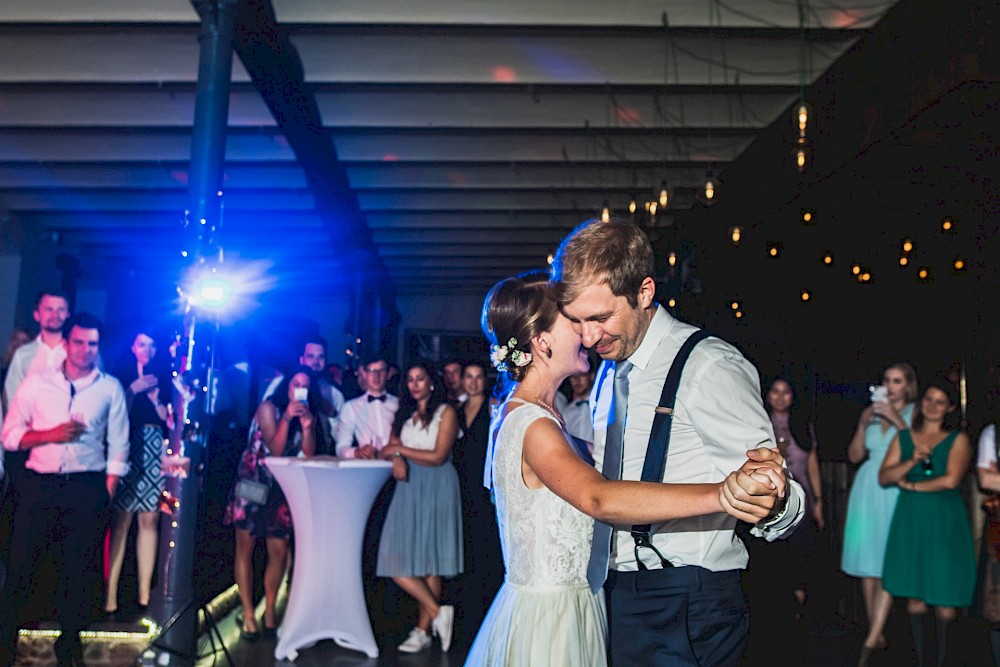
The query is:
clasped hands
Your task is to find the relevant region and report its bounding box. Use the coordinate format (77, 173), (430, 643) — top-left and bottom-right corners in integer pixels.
(719, 447), (788, 524)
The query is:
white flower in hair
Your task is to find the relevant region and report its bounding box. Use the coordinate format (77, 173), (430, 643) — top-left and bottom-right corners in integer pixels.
(490, 336), (533, 372)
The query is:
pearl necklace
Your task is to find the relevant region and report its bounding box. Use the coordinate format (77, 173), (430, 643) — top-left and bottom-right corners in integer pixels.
(520, 395), (564, 427)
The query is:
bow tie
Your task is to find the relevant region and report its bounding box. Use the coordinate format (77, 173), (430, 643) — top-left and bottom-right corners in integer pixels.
(367, 394), (387, 403)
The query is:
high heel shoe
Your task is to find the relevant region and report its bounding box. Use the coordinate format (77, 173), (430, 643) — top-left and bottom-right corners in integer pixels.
(431, 605), (455, 652)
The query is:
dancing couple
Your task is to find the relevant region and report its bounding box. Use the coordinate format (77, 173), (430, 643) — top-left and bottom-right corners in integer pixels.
(466, 219), (805, 665)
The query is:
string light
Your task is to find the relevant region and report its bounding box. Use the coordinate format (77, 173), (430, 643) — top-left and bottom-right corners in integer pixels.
(667, 251), (678, 267)
(729, 226), (742, 245)
(918, 267), (929, 280)
(902, 239), (913, 253)
(546, 253), (554, 265)
(792, 140), (812, 173)
(821, 252), (833, 265)
(628, 197), (637, 214)
(601, 204), (611, 223)
(942, 217), (954, 231)
(731, 301), (740, 310)
(851, 264), (861, 276)
(800, 290), (811, 302)
(735, 310), (743, 319)
(801, 209), (815, 223)
(649, 201), (658, 217)
(860, 272), (872, 283)
(697, 169), (719, 207)
(667, 298), (677, 308)
(657, 180), (673, 209)
(767, 243), (781, 258)
(899, 257), (909, 266)
(953, 258), (966, 271)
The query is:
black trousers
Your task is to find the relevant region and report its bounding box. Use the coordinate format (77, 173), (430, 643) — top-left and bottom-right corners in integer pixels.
(607, 565), (749, 666)
(0, 470), (109, 661)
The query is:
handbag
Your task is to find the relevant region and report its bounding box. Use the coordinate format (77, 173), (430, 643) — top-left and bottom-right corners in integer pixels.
(234, 478), (270, 506)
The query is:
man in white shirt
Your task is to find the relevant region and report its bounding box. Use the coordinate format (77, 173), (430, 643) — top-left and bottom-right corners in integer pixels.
(552, 219), (804, 666)
(335, 355), (399, 459)
(2, 290), (70, 411)
(0, 312), (129, 666)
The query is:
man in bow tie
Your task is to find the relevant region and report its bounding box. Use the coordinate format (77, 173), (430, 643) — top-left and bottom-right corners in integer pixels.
(335, 355), (399, 459)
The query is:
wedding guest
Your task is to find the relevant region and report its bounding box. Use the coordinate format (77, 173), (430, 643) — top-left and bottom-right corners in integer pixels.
(977, 421), (1000, 666)
(450, 361), (503, 644)
(442, 360), (466, 404)
(377, 360), (462, 653)
(335, 355), (398, 459)
(3, 290), (70, 406)
(880, 377), (974, 667)
(842, 362), (917, 665)
(0, 313), (128, 666)
(224, 367), (323, 640)
(104, 332), (170, 622)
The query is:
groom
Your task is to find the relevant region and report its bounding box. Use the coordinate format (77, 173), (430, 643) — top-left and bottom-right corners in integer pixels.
(551, 219), (805, 665)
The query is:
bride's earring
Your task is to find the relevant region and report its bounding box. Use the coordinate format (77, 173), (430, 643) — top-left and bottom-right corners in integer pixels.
(545, 348), (552, 359)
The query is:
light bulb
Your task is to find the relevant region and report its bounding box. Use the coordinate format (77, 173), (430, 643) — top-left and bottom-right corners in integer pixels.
(852, 264), (861, 276)
(794, 102), (813, 134)
(954, 258), (965, 270)
(546, 253), (554, 265)
(697, 170), (719, 207)
(731, 301), (739, 310)
(942, 217), (954, 231)
(649, 201), (658, 216)
(792, 140), (812, 173)
(657, 180), (672, 209)
(902, 239), (913, 252)
(667, 298), (677, 308)
(667, 251), (677, 267)
(601, 204), (610, 223)
(899, 257), (909, 266)
(729, 226), (742, 245)
(918, 267), (929, 280)
(735, 310), (743, 319)
(822, 253), (833, 265)
(801, 290), (810, 302)
(628, 198), (637, 214)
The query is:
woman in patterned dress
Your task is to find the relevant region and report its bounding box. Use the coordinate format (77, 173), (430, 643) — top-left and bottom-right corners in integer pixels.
(224, 367), (325, 639)
(105, 332), (169, 621)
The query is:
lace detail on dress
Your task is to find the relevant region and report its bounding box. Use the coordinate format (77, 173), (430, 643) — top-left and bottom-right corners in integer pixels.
(492, 403), (594, 588)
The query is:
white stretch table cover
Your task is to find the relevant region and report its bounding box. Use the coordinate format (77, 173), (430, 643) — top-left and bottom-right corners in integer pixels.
(265, 457), (392, 660)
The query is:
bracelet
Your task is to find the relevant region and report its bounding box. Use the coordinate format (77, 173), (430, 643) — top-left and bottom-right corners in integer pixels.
(393, 451), (402, 458)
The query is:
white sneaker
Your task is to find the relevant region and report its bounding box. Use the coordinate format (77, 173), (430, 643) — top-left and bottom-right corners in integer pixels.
(432, 604), (455, 652)
(397, 628), (431, 653)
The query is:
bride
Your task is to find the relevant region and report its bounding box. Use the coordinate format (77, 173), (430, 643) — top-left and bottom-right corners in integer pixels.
(465, 272), (786, 665)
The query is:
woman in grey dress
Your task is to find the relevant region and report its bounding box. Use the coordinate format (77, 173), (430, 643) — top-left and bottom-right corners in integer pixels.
(377, 360), (463, 654)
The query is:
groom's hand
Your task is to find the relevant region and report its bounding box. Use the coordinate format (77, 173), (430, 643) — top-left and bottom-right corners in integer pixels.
(718, 448), (787, 521)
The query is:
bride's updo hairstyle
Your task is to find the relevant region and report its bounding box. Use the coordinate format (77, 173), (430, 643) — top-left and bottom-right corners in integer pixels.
(481, 270), (558, 388)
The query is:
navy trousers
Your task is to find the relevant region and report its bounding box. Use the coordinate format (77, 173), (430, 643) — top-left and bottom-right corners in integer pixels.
(607, 566), (749, 666)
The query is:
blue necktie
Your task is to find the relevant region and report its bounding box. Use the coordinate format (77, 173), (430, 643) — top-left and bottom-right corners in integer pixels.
(586, 360), (632, 593)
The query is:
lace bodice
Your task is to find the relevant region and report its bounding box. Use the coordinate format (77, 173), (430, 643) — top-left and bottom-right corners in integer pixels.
(492, 401), (594, 588)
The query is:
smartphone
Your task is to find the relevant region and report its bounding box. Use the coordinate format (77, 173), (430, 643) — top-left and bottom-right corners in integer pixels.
(869, 385), (888, 403)
(293, 387), (308, 403)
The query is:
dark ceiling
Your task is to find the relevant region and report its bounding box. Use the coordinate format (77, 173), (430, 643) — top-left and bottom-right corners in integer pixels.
(0, 0), (904, 295)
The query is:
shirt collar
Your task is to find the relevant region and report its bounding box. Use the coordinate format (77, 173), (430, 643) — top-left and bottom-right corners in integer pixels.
(626, 305), (674, 372)
(61, 364), (102, 388)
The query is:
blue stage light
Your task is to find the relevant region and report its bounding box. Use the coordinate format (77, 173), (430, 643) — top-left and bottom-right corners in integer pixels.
(196, 278), (233, 309)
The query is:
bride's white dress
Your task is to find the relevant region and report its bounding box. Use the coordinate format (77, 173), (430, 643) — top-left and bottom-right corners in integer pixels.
(465, 401), (608, 666)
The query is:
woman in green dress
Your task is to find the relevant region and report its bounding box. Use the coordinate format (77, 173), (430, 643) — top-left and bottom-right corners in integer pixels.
(879, 378), (974, 667)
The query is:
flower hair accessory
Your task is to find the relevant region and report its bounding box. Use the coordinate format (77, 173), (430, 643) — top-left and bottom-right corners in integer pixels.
(490, 337), (533, 372)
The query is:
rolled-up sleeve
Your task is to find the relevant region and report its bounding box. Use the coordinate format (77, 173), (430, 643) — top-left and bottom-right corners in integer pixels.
(104, 381), (131, 476)
(684, 348), (805, 541)
(2, 376), (36, 452)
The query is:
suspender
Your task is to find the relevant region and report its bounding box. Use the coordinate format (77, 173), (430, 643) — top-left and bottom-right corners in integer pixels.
(631, 329), (712, 570)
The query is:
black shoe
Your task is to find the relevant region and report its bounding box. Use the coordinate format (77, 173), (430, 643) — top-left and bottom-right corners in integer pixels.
(262, 624), (278, 639)
(240, 628), (261, 642)
(54, 637), (83, 667)
(100, 609), (118, 623)
(134, 604), (149, 623)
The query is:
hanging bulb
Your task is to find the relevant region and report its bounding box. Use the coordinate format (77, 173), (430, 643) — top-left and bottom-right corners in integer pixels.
(657, 180), (673, 209)
(794, 102), (813, 136)
(601, 203), (611, 223)
(628, 197), (637, 215)
(649, 201), (658, 217)
(792, 139), (812, 173)
(667, 251), (678, 267)
(822, 252), (833, 265)
(697, 169), (719, 207)
(729, 226), (742, 245)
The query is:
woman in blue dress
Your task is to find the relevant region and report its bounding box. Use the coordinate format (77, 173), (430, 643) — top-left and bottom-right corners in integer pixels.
(842, 362), (917, 665)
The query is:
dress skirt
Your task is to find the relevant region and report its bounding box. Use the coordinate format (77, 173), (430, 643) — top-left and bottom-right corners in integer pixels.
(113, 423), (165, 513)
(465, 582), (607, 666)
(841, 457), (899, 578)
(376, 459), (463, 577)
(882, 488), (976, 607)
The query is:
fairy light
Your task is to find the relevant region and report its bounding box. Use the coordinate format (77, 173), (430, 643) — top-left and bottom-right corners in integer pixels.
(731, 301), (740, 310)
(667, 251), (677, 267)
(822, 253), (833, 265)
(667, 298), (677, 308)
(899, 257), (909, 266)
(729, 226), (742, 245)
(918, 267), (929, 280)
(800, 290), (810, 301)
(902, 239), (913, 253)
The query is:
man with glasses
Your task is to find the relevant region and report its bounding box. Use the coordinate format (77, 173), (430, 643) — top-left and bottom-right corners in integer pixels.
(335, 355), (398, 459)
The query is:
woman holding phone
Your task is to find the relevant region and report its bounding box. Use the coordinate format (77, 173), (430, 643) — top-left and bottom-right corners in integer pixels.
(842, 362), (917, 665)
(224, 366), (327, 640)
